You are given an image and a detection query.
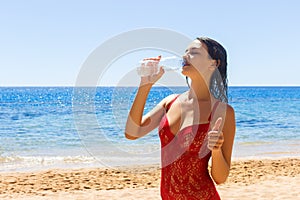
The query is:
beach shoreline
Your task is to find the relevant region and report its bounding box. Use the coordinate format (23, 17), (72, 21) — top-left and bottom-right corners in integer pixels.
(0, 158), (299, 199)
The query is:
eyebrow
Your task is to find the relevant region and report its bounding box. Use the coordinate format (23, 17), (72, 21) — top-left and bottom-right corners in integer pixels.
(185, 47), (201, 53)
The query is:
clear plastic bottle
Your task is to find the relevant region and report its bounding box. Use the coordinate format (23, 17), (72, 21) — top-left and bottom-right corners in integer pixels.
(137, 56), (185, 77)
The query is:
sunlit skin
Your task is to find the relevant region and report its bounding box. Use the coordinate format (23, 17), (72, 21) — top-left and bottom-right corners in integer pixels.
(125, 39), (236, 184)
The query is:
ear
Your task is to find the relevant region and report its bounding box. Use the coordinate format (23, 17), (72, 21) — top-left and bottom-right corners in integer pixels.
(208, 60), (218, 71)
(209, 59), (221, 70)
(216, 59), (221, 67)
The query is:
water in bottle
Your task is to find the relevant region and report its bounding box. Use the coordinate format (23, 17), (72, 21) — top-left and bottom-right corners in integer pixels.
(136, 56), (185, 77)
(160, 56), (185, 71)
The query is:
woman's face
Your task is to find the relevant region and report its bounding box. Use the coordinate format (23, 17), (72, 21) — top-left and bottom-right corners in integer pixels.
(182, 40), (215, 78)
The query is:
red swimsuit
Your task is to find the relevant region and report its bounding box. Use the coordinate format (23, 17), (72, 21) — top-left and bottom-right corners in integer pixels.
(158, 96), (221, 200)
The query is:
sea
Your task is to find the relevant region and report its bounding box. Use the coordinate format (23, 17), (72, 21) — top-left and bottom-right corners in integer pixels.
(0, 86), (299, 172)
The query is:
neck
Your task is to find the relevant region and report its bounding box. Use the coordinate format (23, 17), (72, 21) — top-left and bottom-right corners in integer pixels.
(189, 77), (211, 101)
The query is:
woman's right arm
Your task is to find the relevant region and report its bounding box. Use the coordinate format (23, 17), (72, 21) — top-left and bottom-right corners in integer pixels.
(125, 67), (166, 140)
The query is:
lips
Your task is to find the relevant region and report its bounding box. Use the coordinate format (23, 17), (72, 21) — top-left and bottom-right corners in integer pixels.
(182, 59), (190, 67)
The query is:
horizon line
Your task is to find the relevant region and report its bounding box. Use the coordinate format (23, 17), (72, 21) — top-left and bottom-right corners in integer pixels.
(1, 84), (300, 87)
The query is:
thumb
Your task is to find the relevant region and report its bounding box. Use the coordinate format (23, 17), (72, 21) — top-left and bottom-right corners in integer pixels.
(212, 117), (222, 131)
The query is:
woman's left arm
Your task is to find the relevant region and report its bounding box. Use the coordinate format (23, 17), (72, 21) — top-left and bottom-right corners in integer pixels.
(209, 105), (236, 184)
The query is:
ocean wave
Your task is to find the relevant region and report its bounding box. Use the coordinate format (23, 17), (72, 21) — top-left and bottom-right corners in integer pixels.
(0, 154), (160, 172)
(0, 155), (97, 164)
(0, 155), (99, 172)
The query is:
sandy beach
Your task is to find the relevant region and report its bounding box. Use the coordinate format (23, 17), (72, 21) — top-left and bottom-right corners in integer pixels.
(0, 158), (299, 199)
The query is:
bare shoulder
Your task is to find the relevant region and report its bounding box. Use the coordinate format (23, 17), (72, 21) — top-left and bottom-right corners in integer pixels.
(214, 102), (235, 130)
(225, 104), (235, 117)
(222, 103), (236, 132)
(159, 94), (180, 108)
(217, 102), (235, 117)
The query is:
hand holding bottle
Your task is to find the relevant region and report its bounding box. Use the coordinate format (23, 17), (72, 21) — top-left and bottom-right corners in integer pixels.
(137, 55), (165, 86)
(136, 55), (185, 86)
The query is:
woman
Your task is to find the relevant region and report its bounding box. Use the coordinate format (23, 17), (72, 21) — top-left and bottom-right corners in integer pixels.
(125, 37), (236, 199)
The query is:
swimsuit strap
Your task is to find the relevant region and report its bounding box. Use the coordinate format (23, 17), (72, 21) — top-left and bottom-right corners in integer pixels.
(165, 94), (180, 112)
(208, 101), (221, 122)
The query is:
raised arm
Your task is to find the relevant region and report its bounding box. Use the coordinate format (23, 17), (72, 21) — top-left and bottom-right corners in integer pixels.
(125, 66), (166, 140)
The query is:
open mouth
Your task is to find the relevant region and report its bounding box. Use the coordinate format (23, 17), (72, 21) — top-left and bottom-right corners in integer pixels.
(182, 59), (191, 67)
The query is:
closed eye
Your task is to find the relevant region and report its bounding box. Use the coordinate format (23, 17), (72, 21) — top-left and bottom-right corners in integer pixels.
(185, 47), (201, 54)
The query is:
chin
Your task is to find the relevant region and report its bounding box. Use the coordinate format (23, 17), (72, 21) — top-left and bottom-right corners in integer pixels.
(181, 70), (187, 76)
(181, 66), (190, 76)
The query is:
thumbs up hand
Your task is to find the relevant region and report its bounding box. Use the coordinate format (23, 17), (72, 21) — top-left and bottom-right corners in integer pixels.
(207, 117), (224, 151)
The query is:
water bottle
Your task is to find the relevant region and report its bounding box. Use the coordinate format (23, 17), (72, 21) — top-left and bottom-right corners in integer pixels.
(136, 56), (185, 77)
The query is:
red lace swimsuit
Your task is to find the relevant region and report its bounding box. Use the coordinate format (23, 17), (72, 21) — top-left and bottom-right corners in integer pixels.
(158, 96), (221, 200)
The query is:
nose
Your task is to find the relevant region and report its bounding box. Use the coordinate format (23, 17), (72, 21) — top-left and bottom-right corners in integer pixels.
(182, 53), (189, 63)
(182, 53), (188, 60)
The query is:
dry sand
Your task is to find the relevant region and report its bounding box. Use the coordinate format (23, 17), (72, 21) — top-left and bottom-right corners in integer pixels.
(0, 158), (299, 199)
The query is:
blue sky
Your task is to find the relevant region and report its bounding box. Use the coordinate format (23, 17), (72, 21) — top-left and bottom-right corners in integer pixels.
(1, 0), (299, 86)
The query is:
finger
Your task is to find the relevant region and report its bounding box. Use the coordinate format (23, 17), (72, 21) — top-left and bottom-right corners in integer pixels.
(212, 117), (222, 131)
(208, 131), (218, 138)
(211, 135), (224, 143)
(209, 131), (224, 139)
(209, 135), (221, 142)
(158, 66), (165, 75)
(209, 137), (224, 144)
(208, 131), (224, 150)
(143, 55), (161, 61)
(208, 130), (223, 137)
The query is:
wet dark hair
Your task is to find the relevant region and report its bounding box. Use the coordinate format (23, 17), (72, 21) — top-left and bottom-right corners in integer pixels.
(186, 37), (228, 103)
